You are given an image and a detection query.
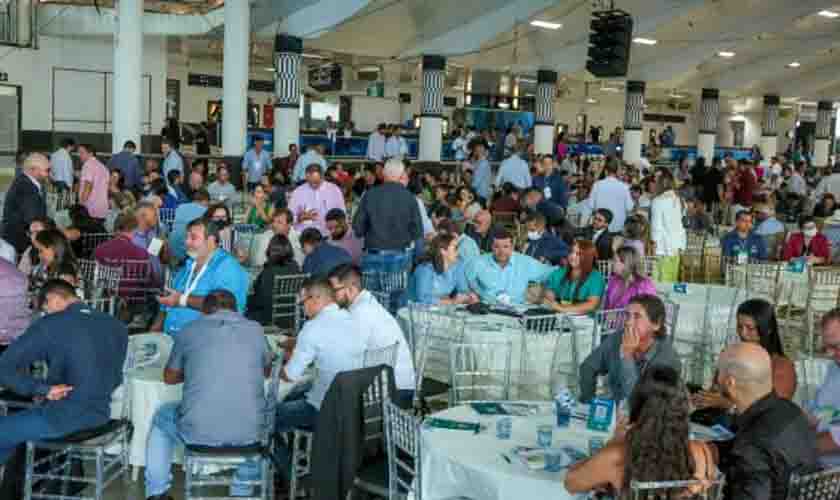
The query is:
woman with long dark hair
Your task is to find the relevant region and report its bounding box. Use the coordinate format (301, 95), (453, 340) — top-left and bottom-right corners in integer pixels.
(566, 365), (718, 495)
(408, 232), (475, 305)
(693, 298), (797, 409)
(542, 240), (605, 314)
(29, 229), (80, 304)
(246, 234), (301, 327)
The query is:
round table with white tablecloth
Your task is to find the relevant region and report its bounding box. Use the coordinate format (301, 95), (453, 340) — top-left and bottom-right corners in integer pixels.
(117, 333), (303, 477)
(421, 402), (597, 500)
(397, 307), (594, 400)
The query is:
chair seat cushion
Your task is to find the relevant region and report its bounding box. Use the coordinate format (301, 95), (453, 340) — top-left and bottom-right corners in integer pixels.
(185, 442), (264, 456)
(46, 419), (128, 443)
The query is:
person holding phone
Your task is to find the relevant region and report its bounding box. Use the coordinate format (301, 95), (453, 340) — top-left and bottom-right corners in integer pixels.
(287, 164), (345, 236)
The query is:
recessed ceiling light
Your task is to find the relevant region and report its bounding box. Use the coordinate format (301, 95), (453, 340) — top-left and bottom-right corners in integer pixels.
(302, 53), (326, 59)
(585, 97), (598, 104)
(718, 51), (736, 58)
(264, 67), (275, 72)
(633, 37), (658, 45)
(530, 20), (563, 30)
(787, 61), (801, 68)
(818, 10), (840, 18)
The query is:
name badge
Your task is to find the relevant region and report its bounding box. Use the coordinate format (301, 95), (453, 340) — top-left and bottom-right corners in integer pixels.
(673, 283), (688, 294)
(544, 187), (552, 199)
(586, 398), (615, 432)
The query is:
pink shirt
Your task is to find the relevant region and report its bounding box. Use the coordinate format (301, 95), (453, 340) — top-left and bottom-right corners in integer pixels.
(80, 157), (110, 219)
(288, 181), (346, 235)
(603, 275), (657, 310)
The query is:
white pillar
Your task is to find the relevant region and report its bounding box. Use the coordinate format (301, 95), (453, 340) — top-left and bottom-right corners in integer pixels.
(273, 34), (302, 157)
(533, 69), (557, 155)
(697, 88), (719, 162)
(815, 100), (834, 168)
(16, 0), (32, 46)
(111, 0), (143, 152)
(419, 55), (445, 162)
(222, 0), (249, 157)
(622, 80), (645, 165)
(760, 95), (780, 160)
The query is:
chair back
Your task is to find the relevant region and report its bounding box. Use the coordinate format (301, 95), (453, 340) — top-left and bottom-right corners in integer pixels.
(744, 262), (782, 303)
(83, 296), (119, 316)
(363, 343), (399, 369)
(158, 207), (176, 234)
(663, 299), (680, 341)
(410, 304), (466, 398)
(807, 268), (840, 315)
(79, 260), (123, 300)
(361, 366), (393, 445)
(517, 312), (565, 400)
(629, 476), (725, 500)
(686, 231), (707, 250)
(642, 256), (659, 278)
(383, 399), (422, 500)
(79, 232), (115, 259)
(264, 357), (284, 445)
(448, 341), (512, 405)
(271, 273), (309, 335)
(793, 358), (833, 407)
(680, 247), (706, 284)
(362, 270), (409, 294)
(785, 466), (840, 500)
(596, 259), (612, 277)
(590, 308), (629, 348)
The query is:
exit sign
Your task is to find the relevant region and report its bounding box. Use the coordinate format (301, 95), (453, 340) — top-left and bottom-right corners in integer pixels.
(0, 72), (7, 82)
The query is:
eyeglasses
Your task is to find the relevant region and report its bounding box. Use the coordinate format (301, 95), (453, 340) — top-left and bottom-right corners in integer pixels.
(297, 294), (316, 306)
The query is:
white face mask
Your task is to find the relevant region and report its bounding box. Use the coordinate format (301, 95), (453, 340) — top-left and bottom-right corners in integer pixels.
(804, 228), (818, 238)
(527, 231), (542, 241)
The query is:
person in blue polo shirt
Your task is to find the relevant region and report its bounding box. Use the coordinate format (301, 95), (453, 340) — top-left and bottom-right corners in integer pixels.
(721, 210), (768, 262)
(523, 212), (569, 265)
(155, 217), (249, 336)
(0, 279), (128, 464)
(300, 227), (352, 278)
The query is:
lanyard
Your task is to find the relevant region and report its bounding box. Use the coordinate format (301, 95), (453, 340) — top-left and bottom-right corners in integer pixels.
(182, 251), (215, 298)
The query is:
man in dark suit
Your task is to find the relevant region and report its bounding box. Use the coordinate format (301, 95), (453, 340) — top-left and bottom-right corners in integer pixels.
(2, 153), (49, 256)
(576, 208), (615, 261)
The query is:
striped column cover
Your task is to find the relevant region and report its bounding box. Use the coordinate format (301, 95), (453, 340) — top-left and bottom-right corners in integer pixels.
(274, 34), (302, 109)
(699, 88), (720, 135)
(624, 80), (646, 131)
(817, 101), (834, 141)
(762, 95), (780, 137)
(535, 69), (557, 125)
(422, 55), (446, 117)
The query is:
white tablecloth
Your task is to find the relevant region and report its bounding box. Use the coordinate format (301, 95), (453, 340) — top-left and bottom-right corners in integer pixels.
(421, 403), (598, 500)
(397, 307), (594, 399)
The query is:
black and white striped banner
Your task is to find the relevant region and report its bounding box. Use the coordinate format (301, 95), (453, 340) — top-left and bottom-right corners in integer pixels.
(762, 95), (780, 137)
(624, 81), (645, 131)
(817, 101), (834, 140)
(699, 88), (719, 135)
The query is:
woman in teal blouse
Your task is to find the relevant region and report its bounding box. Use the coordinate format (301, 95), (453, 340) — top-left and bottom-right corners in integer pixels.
(543, 240), (605, 315)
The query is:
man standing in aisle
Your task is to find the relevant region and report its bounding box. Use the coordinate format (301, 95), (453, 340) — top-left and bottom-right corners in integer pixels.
(292, 144), (327, 184)
(241, 137), (272, 192)
(3, 154), (48, 255)
(366, 123), (387, 162)
(588, 159), (634, 232)
(353, 158), (422, 275)
(384, 124), (408, 160)
(161, 139), (183, 184)
(495, 141), (531, 190)
(50, 138), (76, 191)
(78, 144), (110, 223)
(470, 142), (493, 202)
(108, 140), (142, 193)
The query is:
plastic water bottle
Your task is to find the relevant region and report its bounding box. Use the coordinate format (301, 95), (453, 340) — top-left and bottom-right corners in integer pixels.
(554, 384), (574, 428)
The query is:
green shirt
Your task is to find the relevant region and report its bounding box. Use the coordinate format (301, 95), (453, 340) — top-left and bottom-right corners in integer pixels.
(545, 268), (606, 304)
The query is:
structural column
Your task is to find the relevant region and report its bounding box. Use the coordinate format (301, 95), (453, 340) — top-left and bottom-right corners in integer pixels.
(419, 55), (446, 162)
(533, 69), (557, 156)
(111, 0), (143, 152)
(760, 95), (780, 160)
(222, 0), (250, 164)
(622, 80), (645, 165)
(697, 88), (720, 162)
(815, 100), (834, 168)
(273, 34), (302, 158)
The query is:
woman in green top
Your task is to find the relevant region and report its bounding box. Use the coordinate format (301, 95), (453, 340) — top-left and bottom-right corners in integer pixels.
(246, 184), (274, 229)
(543, 239), (606, 315)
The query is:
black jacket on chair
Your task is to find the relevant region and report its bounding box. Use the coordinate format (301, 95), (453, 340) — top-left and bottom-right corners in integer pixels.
(311, 365), (396, 500)
(576, 226), (615, 261)
(721, 393), (818, 500)
(2, 174), (47, 255)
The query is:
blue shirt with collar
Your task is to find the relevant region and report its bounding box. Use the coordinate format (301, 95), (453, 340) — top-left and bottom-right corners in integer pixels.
(721, 230), (768, 260)
(0, 302), (128, 433)
(164, 249), (250, 335)
(471, 159), (493, 201)
(495, 154), (532, 190)
(302, 242), (353, 278)
(464, 252), (554, 304)
(242, 148), (273, 184)
(170, 202), (208, 261)
(754, 217), (785, 236)
(108, 150), (142, 189)
(524, 232), (569, 265)
(457, 234), (481, 264)
(163, 150), (184, 183)
(409, 261), (470, 304)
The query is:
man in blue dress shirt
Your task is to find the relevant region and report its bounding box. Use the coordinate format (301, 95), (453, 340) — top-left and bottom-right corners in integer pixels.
(161, 139), (183, 186)
(721, 210), (768, 262)
(495, 141), (532, 191)
(108, 140), (142, 192)
(470, 142), (493, 202)
(169, 189), (210, 262)
(465, 229), (555, 304)
(155, 217), (249, 336)
(241, 137), (273, 192)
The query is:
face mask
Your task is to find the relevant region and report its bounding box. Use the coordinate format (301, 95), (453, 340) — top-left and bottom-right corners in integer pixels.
(804, 228), (818, 238)
(527, 231), (542, 241)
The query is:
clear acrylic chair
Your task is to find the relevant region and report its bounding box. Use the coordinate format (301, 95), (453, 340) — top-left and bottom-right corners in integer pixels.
(182, 359), (283, 500)
(363, 342), (399, 369)
(785, 466), (840, 500)
(78, 232), (115, 259)
(383, 399), (422, 500)
(663, 299), (681, 342)
(448, 341), (512, 405)
(642, 256), (659, 278)
(410, 304), (466, 411)
(350, 367), (395, 498)
(362, 270), (410, 314)
(270, 273), (309, 336)
(590, 308), (628, 349)
(743, 262), (783, 303)
(629, 476), (725, 500)
(793, 358), (833, 408)
(679, 247), (706, 284)
(158, 207), (176, 234)
(595, 259), (612, 278)
(517, 313), (564, 400)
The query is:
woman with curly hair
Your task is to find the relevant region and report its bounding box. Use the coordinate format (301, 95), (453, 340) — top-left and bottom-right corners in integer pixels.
(565, 365), (718, 496)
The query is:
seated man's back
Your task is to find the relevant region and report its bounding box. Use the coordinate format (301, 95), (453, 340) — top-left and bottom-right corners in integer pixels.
(168, 310), (268, 444)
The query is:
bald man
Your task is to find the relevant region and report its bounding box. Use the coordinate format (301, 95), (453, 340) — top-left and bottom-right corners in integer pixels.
(806, 309), (840, 467)
(717, 343), (817, 500)
(2, 153), (49, 254)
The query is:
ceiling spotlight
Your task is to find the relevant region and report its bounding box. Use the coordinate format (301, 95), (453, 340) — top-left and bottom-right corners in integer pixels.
(585, 97), (598, 104)
(787, 61), (801, 68)
(717, 51), (736, 58)
(264, 67), (275, 72)
(633, 37), (658, 45)
(530, 20), (563, 30)
(818, 10), (840, 18)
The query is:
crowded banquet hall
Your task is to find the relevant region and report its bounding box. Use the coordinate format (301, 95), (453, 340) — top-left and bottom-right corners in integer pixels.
(3, 0), (840, 499)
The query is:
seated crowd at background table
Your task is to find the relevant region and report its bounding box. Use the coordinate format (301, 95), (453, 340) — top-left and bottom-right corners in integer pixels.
(1, 134), (840, 499)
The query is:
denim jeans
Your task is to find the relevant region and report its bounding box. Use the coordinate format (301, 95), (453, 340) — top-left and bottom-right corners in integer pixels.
(360, 250), (413, 311)
(0, 407), (65, 464)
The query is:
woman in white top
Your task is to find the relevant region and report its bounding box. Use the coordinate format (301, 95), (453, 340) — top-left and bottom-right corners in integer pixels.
(650, 168), (687, 282)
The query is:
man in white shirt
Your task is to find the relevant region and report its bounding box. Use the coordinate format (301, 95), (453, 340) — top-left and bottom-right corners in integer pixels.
(50, 138), (76, 190)
(587, 160), (634, 232)
(814, 163), (840, 201)
(291, 144), (327, 184)
(769, 156), (783, 179)
(206, 164), (237, 205)
(384, 124), (408, 159)
(328, 264), (416, 408)
(787, 163), (808, 197)
(252, 208), (304, 268)
(452, 129), (468, 162)
(495, 142), (532, 191)
(366, 123), (387, 162)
